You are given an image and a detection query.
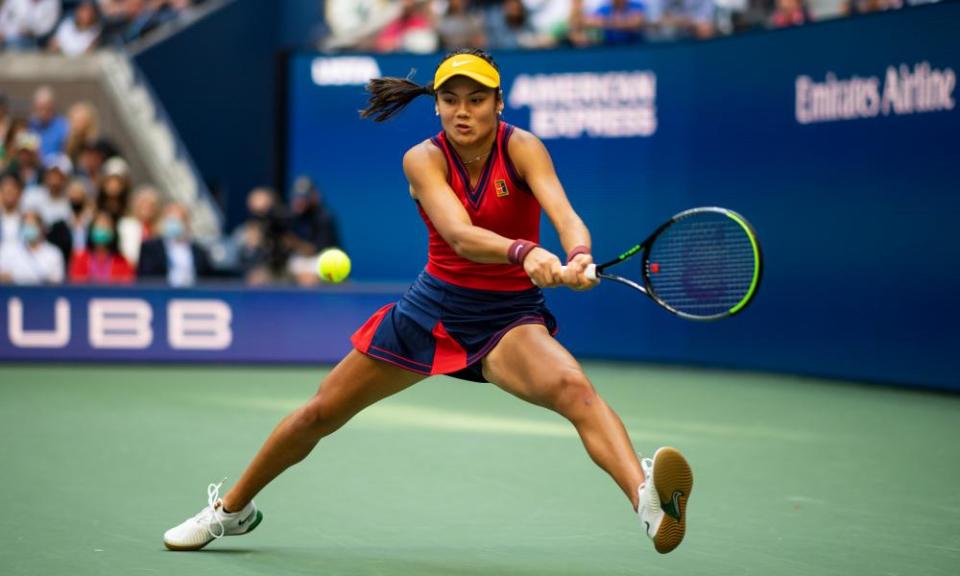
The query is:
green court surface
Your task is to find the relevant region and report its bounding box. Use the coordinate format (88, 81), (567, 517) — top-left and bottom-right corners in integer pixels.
(1, 363), (958, 576)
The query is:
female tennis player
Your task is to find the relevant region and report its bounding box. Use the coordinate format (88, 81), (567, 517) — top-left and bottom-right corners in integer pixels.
(163, 49), (692, 555)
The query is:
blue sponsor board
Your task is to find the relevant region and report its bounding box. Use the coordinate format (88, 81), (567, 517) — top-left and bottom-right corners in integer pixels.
(0, 285), (402, 364)
(2, 278), (953, 391)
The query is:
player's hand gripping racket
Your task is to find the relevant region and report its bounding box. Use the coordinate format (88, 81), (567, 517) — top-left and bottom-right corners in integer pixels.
(566, 207), (763, 321)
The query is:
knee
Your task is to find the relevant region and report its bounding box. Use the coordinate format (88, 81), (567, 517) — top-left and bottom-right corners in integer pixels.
(293, 391), (348, 437)
(550, 369), (601, 421)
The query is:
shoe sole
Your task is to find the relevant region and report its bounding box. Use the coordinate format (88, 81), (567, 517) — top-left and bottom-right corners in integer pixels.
(163, 510), (264, 551)
(651, 447), (693, 554)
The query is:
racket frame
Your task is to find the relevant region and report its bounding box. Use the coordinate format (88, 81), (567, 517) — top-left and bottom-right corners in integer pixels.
(591, 207), (763, 321)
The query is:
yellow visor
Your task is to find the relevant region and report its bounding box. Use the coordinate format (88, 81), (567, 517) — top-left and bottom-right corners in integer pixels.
(433, 54), (500, 90)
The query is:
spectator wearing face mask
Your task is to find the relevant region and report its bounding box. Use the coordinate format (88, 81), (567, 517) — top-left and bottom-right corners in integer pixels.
(1, 171), (24, 245)
(0, 210), (64, 284)
(22, 153), (73, 226)
(68, 210), (134, 283)
(47, 178), (94, 265)
(137, 202), (213, 287)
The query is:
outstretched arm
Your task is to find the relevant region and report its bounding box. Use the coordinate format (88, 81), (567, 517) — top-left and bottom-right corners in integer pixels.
(508, 129), (599, 290)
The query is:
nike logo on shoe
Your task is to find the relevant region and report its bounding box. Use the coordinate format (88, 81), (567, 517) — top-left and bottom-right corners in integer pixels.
(661, 490), (683, 521)
(238, 512), (254, 527)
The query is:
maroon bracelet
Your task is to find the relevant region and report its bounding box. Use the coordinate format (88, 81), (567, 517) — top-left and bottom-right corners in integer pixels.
(566, 245), (591, 263)
(507, 239), (539, 265)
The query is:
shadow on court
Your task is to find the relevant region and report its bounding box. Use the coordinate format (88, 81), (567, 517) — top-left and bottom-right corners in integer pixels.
(192, 545), (625, 576)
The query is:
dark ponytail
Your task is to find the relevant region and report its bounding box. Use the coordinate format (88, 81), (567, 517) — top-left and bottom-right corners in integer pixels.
(360, 49), (500, 123)
(360, 76), (434, 123)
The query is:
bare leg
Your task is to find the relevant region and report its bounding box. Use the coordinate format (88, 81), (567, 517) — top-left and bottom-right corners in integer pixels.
(482, 324), (645, 509)
(221, 351), (425, 511)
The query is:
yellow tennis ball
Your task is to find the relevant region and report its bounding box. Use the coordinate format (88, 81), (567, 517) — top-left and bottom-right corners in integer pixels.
(317, 248), (351, 283)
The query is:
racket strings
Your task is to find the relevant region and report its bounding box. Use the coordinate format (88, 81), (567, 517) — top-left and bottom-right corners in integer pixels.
(645, 215), (757, 317)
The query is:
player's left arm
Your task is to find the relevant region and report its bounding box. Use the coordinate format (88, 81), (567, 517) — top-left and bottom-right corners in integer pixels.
(508, 128), (598, 290)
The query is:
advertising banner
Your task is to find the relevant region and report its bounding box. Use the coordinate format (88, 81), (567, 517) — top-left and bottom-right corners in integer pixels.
(0, 285), (402, 364)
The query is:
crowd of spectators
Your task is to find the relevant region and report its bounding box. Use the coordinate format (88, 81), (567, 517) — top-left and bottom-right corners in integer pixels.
(4, 0), (937, 56)
(0, 85), (340, 287)
(323, 0), (943, 52)
(0, 0), (204, 54)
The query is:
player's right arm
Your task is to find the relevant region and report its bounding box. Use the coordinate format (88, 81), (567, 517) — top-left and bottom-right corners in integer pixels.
(403, 141), (561, 287)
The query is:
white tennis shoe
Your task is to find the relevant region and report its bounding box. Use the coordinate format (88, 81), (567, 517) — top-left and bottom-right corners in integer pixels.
(637, 447), (693, 554)
(163, 480), (263, 551)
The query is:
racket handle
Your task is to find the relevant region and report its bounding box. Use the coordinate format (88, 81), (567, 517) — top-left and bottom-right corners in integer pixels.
(558, 263), (598, 281)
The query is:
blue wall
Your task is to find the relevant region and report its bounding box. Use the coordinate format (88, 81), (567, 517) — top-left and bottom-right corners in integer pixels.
(276, 0), (324, 48)
(134, 0), (279, 227)
(133, 0), (326, 227)
(284, 5), (960, 390)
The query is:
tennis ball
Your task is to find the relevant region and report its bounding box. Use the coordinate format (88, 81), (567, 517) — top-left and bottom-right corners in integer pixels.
(317, 248), (351, 283)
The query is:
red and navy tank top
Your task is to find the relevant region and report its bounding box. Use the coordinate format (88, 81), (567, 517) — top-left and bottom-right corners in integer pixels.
(420, 122), (540, 291)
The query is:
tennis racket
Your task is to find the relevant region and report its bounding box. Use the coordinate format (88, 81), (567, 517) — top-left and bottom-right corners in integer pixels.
(567, 207), (763, 321)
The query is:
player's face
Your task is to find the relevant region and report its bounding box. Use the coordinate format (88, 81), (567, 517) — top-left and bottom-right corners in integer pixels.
(436, 76), (502, 148)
